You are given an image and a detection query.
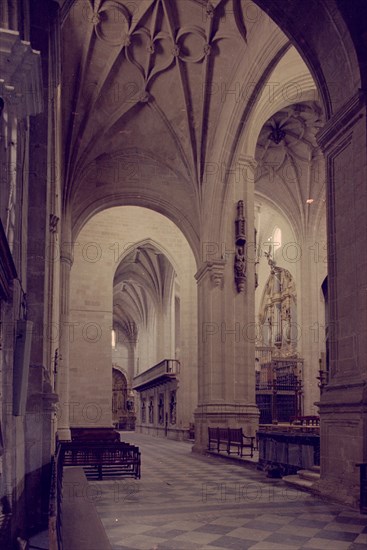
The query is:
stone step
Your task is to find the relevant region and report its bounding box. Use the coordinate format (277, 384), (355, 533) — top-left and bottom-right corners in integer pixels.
(297, 469), (321, 482)
(310, 465), (320, 473)
(282, 474), (315, 492)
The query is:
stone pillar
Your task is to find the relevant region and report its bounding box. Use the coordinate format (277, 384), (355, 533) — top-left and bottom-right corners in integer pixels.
(193, 156), (259, 452)
(25, 365), (57, 530)
(299, 238), (326, 416)
(56, 237), (72, 440)
(314, 91), (367, 507)
(25, 0), (59, 532)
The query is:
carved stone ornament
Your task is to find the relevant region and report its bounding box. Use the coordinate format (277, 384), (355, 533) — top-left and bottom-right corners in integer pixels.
(234, 200), (246, 292)
(195, 260), (225, 289)
(49, 214), (59, 233)
(91, 12), (101, 26)
(139, 90), (151, 103)
(206, 3), (215, 18)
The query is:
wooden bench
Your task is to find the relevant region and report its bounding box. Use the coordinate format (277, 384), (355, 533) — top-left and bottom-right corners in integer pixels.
(70, 427), (121, 442)
(208, 427), (255, 457)
(208, 427), (230, 453)
(208, 427), (218, 452)
(60, 441), (141, 480)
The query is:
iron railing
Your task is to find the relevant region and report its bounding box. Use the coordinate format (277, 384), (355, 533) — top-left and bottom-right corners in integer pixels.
(255, 349), (303, 424)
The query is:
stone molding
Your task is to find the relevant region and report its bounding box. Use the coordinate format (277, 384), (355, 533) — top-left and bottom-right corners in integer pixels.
(60, 249), (73, 267)
(317, 380), (367, 410)
(0, 28), (43, 118)
(195, 260), (226, 289)
(195, 403), (259, 416)
(317, 89), (366, 153)
(237, 155), (258, 172)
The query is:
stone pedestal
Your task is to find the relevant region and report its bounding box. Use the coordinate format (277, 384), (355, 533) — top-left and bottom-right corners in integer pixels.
(314, 382), (366, 507)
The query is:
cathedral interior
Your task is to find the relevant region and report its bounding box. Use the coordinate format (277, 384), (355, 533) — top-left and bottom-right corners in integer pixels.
(0, 0), (366, 548)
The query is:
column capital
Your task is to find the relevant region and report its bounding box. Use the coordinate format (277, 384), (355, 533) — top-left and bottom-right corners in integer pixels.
(60, 251), (73, 268)
(195, 260), (226, 289)
(317, 89), (366, 153)
(237, 154), (258, 171)
(56, 427), (71, 441)
(0, 28), (43, 118)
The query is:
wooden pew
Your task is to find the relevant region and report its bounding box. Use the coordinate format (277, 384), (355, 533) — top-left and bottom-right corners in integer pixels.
(208, 427), (255, 458)
(228, 428), (255, 458)
(70, 427), (121, 442)
(60, 441), (141, 480)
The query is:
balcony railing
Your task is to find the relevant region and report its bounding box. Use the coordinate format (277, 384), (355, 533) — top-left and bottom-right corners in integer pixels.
(133, 359), (180, 391)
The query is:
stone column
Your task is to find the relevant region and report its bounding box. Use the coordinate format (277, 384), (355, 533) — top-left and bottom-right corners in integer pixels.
(193, 156), (259, 452)
(314, 91), (367, 507)
(299, 242), (326, 415)
(56, 236), (72, 440)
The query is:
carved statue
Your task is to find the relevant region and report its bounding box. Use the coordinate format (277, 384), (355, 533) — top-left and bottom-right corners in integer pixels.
(264, 250), (276, 272)
(235, 201), (247, 292)
(235, 248), (246, 277)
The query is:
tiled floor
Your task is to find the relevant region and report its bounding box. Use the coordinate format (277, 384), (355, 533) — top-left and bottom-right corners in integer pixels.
(93, 432), (367, 550)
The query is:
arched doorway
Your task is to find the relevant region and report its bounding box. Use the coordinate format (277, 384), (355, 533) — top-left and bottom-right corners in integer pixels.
(112, 368), (136, 430)
(112, 368), (127, 426)
(66, 206), (198, 440)
(113, 241), (184, 438)
(253, 99), (328, 416)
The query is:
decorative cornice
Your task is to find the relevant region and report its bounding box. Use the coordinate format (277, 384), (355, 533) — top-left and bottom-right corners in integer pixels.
(195, 260), (226, 288)
(317, 90), (366, 153)
(0, 28), (43, 118)
(0, 218), (17, 301)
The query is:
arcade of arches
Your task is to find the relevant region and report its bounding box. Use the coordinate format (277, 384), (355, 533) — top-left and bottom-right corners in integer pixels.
(0, 0), (366, 544)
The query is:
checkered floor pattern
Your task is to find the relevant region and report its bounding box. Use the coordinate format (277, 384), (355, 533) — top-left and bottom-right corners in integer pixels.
(91, 432), (367, 550)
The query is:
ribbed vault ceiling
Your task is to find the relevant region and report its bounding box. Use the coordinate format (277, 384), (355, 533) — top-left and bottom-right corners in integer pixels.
(255, 101), (325, 240)
(113, 244), (176, 340)
(61, 0), (290, 245)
